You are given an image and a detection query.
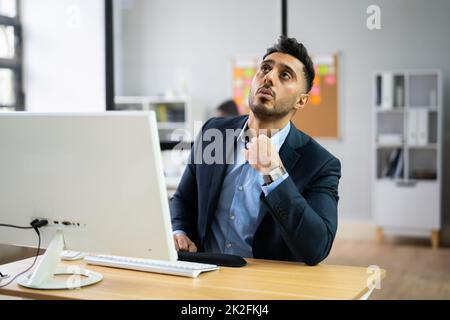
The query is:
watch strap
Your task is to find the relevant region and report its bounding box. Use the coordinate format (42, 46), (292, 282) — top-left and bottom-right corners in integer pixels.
(263, 166), (287, 185)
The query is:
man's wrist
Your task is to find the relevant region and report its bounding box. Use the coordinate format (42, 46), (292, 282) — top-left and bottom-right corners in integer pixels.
(173, 230), (186, 236)
(262, 165), (287, 186)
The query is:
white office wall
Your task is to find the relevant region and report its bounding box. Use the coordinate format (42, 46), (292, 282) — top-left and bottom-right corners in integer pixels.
(288, 0), (450, 222)
(117, 0), (281, 119)
(22, 0), (106, 112)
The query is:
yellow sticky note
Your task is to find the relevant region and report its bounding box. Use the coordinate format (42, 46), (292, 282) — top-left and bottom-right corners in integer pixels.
(310, 95), (322, 106)
(234, 68), (244, 79)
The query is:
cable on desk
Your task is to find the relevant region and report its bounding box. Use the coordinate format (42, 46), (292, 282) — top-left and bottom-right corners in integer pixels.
(0, 219), (48, 288)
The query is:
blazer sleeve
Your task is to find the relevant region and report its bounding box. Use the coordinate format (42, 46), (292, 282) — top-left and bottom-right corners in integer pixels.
(169, 118), (214, 242)
(262, 157), (341, 266)
(169, 149), (198, 240)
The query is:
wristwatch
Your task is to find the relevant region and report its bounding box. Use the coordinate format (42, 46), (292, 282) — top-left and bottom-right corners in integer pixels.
(263, 165), (287, 185)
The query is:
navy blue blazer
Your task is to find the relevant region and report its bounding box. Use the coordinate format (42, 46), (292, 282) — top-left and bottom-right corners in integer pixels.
(170, 115), (341, 265)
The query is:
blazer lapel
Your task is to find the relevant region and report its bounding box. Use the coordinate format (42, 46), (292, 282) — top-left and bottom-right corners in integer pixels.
(279, 122), (307, 174)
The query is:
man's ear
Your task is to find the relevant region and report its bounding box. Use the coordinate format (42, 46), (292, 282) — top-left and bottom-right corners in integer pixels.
(294, 94), (309, 110)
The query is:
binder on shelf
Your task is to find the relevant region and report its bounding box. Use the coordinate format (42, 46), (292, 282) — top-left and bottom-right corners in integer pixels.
(375, 75), (382, 107)
(383, 148), (402, 178)
(429, 89), (437, 107)
(393, 150), (404, 179)
(407, 109), (418, 146)
(393, 75), (405, 108)
(417, 109), (429, 146)
(381, 72), (393, 110)
(394, 86), (404, 108)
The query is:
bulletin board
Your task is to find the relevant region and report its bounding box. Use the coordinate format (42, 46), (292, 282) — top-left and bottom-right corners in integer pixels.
(292, 53), (340, 139)
(231, 56), (259, 114)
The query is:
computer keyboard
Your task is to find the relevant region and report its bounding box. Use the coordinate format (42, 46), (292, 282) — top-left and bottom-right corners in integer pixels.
(84, 254), (219, 278)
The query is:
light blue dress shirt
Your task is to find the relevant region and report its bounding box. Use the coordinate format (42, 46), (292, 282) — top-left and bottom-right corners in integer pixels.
(202, 121), (291, 258)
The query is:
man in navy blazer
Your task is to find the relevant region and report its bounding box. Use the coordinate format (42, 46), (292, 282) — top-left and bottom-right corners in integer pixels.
(170, 36), (341, 265)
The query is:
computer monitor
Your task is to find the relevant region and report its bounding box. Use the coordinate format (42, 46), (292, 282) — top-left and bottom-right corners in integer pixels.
(0, 112), (177, 289)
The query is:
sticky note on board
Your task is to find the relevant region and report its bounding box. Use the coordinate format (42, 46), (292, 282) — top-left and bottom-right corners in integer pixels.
(234, 68), (244, 79)
(234, 88), (243, 98)
(310, 95), (322, 106)
(310, 85), (321, 96)
(234, 97), (244, 109)
(244, 68), (255, 78)
(325, 75), (336, 85)
(318, 65), (328, 76)
(234, 79), (244, 88)
(313, 75), (321, 85)
(328, 66), (336, 75)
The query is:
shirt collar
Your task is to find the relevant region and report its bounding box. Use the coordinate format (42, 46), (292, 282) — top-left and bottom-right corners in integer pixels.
(238, 119), (291, 153)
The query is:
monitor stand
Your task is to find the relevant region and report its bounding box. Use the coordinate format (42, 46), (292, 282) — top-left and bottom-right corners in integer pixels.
(18, 230), (103, 290)
(60, 250), (88, 261)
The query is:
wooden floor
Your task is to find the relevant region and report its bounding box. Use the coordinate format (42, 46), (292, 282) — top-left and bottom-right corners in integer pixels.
(324, 238), (450, 299)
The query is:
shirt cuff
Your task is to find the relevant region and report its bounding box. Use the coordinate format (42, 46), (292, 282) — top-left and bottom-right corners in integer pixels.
(173, 230), (186, 236)
(261, 173), (289, 196)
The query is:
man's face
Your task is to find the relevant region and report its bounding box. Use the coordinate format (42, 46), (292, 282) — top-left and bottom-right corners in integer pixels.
(249, 52), (308, 120)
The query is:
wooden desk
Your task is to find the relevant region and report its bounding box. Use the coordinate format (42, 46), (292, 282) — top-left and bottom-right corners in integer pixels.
(0, 257), (385, 300)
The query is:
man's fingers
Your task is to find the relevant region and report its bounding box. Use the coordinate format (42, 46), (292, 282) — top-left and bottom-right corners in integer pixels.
(174, 234), (199, 252)
(188, 241), (198, 253)
(174, 237), (180, 251)
(178, 237), (189, 251)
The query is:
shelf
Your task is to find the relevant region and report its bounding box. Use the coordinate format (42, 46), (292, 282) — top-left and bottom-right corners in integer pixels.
(375, 107), (437, 112)
(375, 109), (404, 113)
(376, 144), (403, 148)
(376, 144), (438, 149)
(406, 144), (437, 149)
(375, 178), (406, 183)
(374, 178), (438, 186)
(112, 95), (192, 142)
(115, 95), (190, 105)
(157, 122), (186, 130)
(408, 106), (438, 111)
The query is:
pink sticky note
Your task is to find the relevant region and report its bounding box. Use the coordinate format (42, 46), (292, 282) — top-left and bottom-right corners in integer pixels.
(325, 75), (336, 85)
(310, 85), (320, 96)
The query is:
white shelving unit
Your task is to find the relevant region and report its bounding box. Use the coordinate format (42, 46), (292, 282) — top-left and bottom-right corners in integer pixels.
(372, 70), (442, 248)
(115, 95), (192, 142)
(115, 96), (193, 196)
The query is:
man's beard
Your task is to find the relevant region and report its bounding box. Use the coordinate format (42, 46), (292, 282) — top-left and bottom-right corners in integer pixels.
(248, 93), (296, 121)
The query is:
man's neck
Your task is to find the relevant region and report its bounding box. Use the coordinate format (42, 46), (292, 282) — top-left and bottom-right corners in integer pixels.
(247, 112), (291, 137)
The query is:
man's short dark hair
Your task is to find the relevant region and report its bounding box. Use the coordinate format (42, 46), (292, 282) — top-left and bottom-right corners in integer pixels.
(263, 36), (315, 93)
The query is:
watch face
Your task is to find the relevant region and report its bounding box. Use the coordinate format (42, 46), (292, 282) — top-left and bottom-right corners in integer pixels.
(263, 166), (286, 185)
(271, 167), (282, 176)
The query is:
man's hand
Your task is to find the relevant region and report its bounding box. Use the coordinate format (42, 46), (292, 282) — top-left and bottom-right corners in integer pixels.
(173, 233), (198, 252)
(244, 135), (283, 175)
